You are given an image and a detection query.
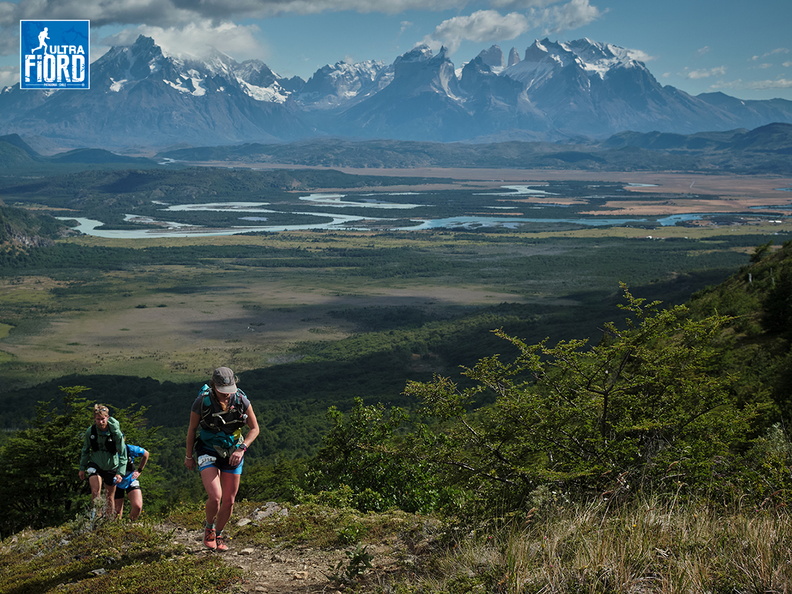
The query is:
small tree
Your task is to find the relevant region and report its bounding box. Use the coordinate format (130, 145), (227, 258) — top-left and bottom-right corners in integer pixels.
(307, 398), (457, 513)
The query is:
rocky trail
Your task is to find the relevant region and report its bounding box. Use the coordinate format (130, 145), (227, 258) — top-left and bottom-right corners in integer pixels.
(164, 502), (419, 593)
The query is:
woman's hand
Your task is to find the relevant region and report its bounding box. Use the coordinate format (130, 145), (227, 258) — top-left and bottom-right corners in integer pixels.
(229, 449), (245, 467)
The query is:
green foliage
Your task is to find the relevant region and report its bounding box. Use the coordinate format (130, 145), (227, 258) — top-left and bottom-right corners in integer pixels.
(405, 286), (766, 508)
(733, 423), (792, 506)
(306, 399), (459, 513)
(326, 543), (374, 589)
(158, 129), (792, 175)
(237, 458), (307, 503)
(307, 283), (788, 518)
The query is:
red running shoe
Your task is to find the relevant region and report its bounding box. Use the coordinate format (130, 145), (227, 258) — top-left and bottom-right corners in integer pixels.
(216, 533), (229, 552)
(203, 526), (217, 550)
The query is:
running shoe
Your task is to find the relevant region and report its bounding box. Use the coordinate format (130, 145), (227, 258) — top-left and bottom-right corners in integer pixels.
(215, 533), (229, 552)
(203, 526), (217, 550)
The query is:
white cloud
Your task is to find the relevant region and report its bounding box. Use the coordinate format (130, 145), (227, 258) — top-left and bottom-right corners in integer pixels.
(421, 0), (599, 54)
(697, 46), (711, 56)
(0, 0), (519, 25)
(745, 77), (792, 90)
(625, 48), (653, 63)
(0, 0), (599, 60)
(101, 21), (266, 61)
(5, 0), (193, 27)
(534, 0), (601, 34)
(682, 66), (726, 80)
(425, 10), (531, 53)
(751, 48), (790, 61)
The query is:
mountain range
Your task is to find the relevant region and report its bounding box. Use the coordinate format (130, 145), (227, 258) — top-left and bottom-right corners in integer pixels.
(1, 35), (791, 152)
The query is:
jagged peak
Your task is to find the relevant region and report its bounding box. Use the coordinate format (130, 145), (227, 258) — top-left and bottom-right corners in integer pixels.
(516, 37), (645, 79)
(398, 44), (451, 64)
(507, 47), (521, 67)
(477, 45), (504, 69)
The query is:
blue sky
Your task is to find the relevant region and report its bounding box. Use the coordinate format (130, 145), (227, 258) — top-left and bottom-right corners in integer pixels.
(1, 0), (790, 101)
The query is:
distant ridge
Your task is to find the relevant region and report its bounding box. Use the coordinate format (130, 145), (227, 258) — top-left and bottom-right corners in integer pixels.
(0, 136), (158, 169)
(49, 148), (155, 164)
(0, 133), (41, 165)
(157, 122), (792, 175)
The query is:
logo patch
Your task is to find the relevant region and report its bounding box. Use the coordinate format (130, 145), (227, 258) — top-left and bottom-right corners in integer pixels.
(20, 20), (90, 90)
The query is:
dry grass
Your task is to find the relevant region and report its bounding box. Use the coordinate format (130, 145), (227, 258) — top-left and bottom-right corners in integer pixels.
(419, 499), (792, 593)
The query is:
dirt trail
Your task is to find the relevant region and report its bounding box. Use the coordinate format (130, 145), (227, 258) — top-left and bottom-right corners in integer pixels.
(164, 503), (412, 593)
(169, 523), (346, 593)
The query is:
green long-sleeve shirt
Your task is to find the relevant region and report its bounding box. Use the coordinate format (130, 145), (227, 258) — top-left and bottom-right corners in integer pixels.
(79, 417), (128, 476)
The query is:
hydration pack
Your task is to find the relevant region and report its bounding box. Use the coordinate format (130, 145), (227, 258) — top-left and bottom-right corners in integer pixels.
(89, 424), (118, 453)
(198, 390), (248, 435)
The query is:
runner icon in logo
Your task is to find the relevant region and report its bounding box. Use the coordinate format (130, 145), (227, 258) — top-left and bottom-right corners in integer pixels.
(31, 27), (49, 53)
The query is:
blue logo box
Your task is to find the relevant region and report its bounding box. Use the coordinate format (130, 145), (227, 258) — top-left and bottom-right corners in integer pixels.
(20, 20), (90, 90)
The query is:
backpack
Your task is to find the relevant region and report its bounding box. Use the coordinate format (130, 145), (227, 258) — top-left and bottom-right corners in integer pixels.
(89, 424), (118, 453)
(198, 388), (248, 435)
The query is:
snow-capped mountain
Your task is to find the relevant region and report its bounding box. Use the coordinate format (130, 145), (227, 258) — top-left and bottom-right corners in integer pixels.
(293, 60), (388, 109)
(0, 36), (311, 148)
(1, 35), (790, 150)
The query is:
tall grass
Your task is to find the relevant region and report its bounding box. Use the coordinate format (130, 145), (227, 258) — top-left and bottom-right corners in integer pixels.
(417, 497), (792, 593)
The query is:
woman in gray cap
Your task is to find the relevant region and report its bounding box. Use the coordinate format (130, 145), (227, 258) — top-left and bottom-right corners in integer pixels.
(184, 367), (259, 551)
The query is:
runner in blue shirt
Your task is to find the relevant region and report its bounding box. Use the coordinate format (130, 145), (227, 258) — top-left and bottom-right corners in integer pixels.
(114, 444), (149, 520)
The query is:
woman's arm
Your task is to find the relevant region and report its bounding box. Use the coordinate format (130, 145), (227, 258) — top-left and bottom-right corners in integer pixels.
(133, 449), (150, 479)
(242, 404), (260, 447)
(184, 411), (200, 470)
(228, 404), (260, 467)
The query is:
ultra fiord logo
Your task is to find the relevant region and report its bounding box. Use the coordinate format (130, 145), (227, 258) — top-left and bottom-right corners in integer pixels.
(20, 20), (89, 90)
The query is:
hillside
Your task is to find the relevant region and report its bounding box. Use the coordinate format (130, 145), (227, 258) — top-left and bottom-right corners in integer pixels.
(159, 122), (792, 175)
(2, 123), (790, 175)
(0, 204), (71, 247)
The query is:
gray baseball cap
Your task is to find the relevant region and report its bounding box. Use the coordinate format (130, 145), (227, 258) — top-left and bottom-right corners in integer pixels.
(212, 367), (238, 394)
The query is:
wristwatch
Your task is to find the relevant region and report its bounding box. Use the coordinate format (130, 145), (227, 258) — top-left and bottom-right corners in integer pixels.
(237, 443), (248, 451)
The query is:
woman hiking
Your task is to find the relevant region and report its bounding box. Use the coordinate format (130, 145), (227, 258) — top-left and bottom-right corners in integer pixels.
(185, 367), (259, 551)
(78, 404), (128, 519)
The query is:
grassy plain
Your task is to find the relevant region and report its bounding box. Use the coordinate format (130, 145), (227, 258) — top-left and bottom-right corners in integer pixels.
(2, 167), (791, 390)
(0, 248), (523, 383)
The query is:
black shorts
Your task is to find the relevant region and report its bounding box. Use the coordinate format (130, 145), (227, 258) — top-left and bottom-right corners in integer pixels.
(85, 463), (117, 486)
(114, 483), (142, 499)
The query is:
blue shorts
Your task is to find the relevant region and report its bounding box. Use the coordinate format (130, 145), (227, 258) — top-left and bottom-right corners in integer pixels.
(196, 448), (244, 475)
